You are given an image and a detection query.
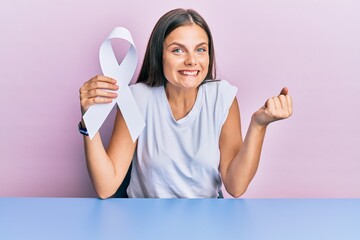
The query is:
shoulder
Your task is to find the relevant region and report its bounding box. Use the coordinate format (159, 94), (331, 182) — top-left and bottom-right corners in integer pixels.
(129, 83), (153, 113)
(130, 82), (152, 96)
(201, 80), (238, 104)
(201, 80), (238, 129)
(129, 82), (154, 101)
(202, 79), (237, 96)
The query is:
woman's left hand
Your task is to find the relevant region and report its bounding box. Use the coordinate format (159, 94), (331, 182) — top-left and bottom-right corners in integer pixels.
(252, 87), (293, 127)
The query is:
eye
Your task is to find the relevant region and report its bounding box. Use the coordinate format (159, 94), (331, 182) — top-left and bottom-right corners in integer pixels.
(172, 48), (184, 53)
(197, 47), (207, 53)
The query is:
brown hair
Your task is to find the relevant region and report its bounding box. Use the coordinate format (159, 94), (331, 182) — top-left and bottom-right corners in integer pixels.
(136, 8), (217, 87)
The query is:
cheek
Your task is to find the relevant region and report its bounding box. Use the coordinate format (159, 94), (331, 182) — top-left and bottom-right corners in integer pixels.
(162, 59), (176, 80)
(199, 57), (210, 70)
(163, 57), (182, 73)
(162, 56), (171, 72)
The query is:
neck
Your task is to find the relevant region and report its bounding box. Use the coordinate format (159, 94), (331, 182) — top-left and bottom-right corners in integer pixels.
(165, 84), (198, 120)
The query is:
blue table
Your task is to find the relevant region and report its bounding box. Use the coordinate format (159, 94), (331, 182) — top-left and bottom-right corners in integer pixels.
(0, 198), (359, 239)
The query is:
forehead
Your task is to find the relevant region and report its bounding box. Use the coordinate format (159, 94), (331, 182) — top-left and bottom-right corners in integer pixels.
(164, 24), (208, 45)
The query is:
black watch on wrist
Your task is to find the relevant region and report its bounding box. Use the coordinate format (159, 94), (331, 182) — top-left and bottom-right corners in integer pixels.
(78, 121), (89, 136)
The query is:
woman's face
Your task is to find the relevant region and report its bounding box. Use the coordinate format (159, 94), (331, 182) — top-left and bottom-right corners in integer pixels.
(162, 24), (209, 90)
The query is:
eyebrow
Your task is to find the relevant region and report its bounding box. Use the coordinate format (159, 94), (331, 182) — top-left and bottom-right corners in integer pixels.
(167, 42), (208, 49)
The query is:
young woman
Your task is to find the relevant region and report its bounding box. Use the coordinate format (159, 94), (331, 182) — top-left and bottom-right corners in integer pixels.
(79, 8), (293, 198)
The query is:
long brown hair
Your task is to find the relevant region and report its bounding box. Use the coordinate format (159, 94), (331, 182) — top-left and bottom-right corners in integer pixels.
(136, 8), (217, 87)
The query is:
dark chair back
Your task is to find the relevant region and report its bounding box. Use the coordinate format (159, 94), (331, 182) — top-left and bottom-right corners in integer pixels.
(111, 162), (132, 198)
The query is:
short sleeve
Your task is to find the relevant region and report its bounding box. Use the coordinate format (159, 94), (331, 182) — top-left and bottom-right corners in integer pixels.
(203, 80), (238, 136)
(217, 80), (238, 128)
(129, 83), (152, 117)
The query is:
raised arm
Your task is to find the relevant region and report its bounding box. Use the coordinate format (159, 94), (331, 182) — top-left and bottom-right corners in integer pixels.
(80, 75), (136, 199)
(219, 88), (293, 198)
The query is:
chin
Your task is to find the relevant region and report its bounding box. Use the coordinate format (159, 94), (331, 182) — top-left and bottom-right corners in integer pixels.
(180, 79), (203, 89)
(180, 76), (206, 88)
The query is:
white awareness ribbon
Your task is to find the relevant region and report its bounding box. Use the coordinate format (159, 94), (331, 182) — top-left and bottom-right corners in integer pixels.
(83, 27), (145, 141)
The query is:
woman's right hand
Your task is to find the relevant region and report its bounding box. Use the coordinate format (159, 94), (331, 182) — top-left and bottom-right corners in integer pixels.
(79, 75), (119, 115)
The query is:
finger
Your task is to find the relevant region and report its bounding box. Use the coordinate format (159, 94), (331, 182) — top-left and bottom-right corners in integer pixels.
(286, 95), (293, 116)
(81, 82), (119, 95)
(81, 89), (118, 100)
(89, 75), (117, 84)
(81, 97), (114, 109)
(80, 75), (118, 93)
(278, 94), (288, 111)
(273, 97), (281, 110)
(265, 98), (275, 110)
(279, 87), (288, 96)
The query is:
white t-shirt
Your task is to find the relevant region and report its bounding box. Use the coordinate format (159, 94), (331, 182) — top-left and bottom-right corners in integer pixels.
(127, 80), (238, 198)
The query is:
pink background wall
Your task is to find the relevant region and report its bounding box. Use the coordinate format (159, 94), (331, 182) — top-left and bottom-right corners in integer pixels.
(1, 0), (359, 198)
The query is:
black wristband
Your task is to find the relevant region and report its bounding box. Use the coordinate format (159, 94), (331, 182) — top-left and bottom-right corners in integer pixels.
(78, 121), (89, 136)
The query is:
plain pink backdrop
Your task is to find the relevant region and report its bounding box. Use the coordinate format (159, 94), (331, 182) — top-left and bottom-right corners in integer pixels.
(1, 0), (359, 198)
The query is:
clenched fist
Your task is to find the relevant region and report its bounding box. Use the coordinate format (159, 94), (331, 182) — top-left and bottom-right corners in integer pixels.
(252, 87), (293, 127)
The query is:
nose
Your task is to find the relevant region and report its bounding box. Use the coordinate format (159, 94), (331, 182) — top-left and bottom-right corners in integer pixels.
(184, 53), (197, 66)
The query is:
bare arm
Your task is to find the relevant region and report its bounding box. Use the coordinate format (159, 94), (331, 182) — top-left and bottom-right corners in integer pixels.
(220, 88), (293, 198)
(80, 75), (136, 199)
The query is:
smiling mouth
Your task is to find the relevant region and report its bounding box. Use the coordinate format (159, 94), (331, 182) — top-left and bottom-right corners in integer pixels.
(178, 70), (199, 76)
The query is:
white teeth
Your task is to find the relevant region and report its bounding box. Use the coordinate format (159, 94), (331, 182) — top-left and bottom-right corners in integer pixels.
(180, 70), (198, 76)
